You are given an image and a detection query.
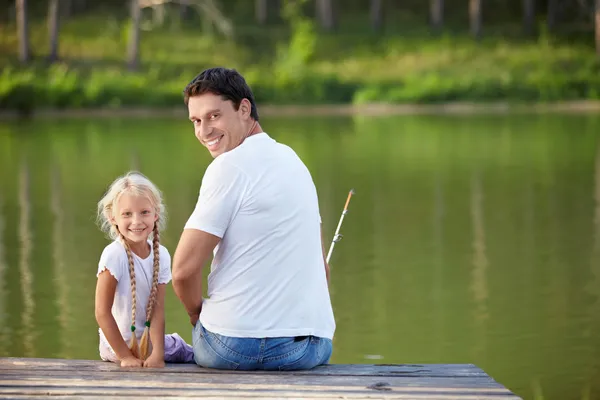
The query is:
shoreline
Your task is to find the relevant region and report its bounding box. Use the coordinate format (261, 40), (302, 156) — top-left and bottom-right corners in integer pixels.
(1, 101), (600, 119)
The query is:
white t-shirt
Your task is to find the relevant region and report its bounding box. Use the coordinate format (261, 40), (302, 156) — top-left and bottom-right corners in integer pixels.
(96, 240), (172, 360)
(184, 132), (335, 339)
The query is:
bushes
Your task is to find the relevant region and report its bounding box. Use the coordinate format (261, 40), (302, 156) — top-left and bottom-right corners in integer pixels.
(352, 64), (600, 104)
(2, 7), (600, 112)
(0, 66), (359, 110)
(1, 54), (599, 111)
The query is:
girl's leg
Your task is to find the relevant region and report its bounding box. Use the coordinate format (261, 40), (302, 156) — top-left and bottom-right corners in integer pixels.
(164, 333), (195, 363)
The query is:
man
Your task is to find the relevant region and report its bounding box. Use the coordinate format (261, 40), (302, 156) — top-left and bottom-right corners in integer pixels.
(172, 67), (335, 371)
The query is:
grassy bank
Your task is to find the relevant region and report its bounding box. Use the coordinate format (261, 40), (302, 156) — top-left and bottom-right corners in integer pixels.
(1, 13), (600, 112)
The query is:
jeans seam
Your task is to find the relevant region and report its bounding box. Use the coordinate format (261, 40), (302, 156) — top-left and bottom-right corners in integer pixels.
(192, 322), (201, 347)
(316, 338), (323, 362)
(258, 338), (265, 363)
(206, 330), (257, 362)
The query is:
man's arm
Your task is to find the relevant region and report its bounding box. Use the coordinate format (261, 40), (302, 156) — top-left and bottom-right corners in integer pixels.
(321, 225), (330, 283)
(172, 229), (220, 325)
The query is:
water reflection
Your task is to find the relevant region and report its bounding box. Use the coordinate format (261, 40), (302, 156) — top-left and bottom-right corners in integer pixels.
(130, 150), (141, 171)
(18, 159), (34, 357)
(432, 164), (445, 361)
(0, 193), (8, 355)
(582, 140), (600, 399)
(470, 169), (488, 361)
(50, 163), (71, 358)
(0, 114), (599, 400)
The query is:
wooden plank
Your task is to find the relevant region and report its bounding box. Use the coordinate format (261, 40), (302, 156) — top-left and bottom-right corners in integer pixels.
(0, 386), (521, 399)
(0, 389), (518, 400)
(0, 373), (511, 390)
(0, 379), (517, 399)
(0, 358), (488, 377)
(0, 385), (521, 398)
(0, 357), (522, 399)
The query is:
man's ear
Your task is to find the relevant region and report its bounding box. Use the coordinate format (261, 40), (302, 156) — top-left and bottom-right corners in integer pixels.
(240, 98), (252, 119)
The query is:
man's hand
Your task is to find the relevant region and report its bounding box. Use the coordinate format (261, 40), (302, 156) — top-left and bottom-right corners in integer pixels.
(143, 352), (165, 368)
(120, 355), (143, 368)
(189, 312), (199, 327)
(188, 301), (202, 327)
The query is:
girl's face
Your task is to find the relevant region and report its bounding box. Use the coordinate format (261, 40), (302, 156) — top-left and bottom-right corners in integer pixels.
(112, 192), (158, 246)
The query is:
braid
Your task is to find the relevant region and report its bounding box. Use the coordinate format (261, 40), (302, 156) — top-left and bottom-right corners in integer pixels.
(119, 231), (140, 359)
(147, 224), (161, 321)
(138, 223), (161, 360)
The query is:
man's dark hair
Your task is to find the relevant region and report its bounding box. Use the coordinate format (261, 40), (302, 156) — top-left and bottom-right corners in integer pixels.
(183, 67), (259, 121)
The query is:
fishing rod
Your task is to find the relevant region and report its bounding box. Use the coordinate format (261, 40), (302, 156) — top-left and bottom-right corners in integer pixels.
(326, 189), (355, 265)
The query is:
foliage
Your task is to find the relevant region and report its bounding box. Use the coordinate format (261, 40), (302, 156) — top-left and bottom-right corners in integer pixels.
(1, 4), (600, 111)
(2, 56), (599, 112)
(271, 0), (318, 87)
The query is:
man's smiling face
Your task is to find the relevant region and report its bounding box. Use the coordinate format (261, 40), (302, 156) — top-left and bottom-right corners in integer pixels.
(188, 92), (249, 158)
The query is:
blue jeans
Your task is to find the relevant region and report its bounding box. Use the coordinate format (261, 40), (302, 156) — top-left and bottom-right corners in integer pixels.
(192, 321), (332, 371)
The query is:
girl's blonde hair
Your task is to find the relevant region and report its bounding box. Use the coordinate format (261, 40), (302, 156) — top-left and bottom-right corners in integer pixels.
(96, 171), (167, 361)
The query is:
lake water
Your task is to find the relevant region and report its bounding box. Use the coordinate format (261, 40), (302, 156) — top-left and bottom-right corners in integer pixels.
(0, 112), (599, 399)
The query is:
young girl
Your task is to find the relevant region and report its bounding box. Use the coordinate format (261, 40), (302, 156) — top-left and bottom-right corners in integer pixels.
(95, 171), (194, 367)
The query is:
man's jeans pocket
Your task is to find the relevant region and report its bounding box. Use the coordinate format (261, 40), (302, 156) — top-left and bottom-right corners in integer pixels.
(278, 336), (332, 371)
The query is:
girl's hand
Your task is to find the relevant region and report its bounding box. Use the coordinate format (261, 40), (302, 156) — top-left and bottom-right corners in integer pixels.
(143, 353), (165, 368)
(120, 355), (143, 368)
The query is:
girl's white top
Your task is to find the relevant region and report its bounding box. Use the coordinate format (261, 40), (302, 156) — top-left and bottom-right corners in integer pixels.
(96, 240), (171, 360)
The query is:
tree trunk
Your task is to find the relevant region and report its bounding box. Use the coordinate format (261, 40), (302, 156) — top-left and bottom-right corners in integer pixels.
(430, 0), (443, 32)
(596, 0), (600, 57)
(316, 0), (335, 31)
(256, 0), (267, 25)
(523, 0), (535, 36)
(469, 0), (482, 39)
(370, 0), (382, 31)
(547, 0), (558, 31)
(180, 0), (190, 21)
(48, 0), (60, 63)
(127, 0), (141, 71)
(16, 0), (30, 63)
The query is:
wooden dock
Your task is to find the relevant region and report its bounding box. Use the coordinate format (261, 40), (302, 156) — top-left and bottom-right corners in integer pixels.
(0, 357), (521, 399)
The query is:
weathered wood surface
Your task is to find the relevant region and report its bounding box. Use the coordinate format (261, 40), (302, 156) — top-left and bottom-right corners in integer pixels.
(0, 357), (522, 399)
